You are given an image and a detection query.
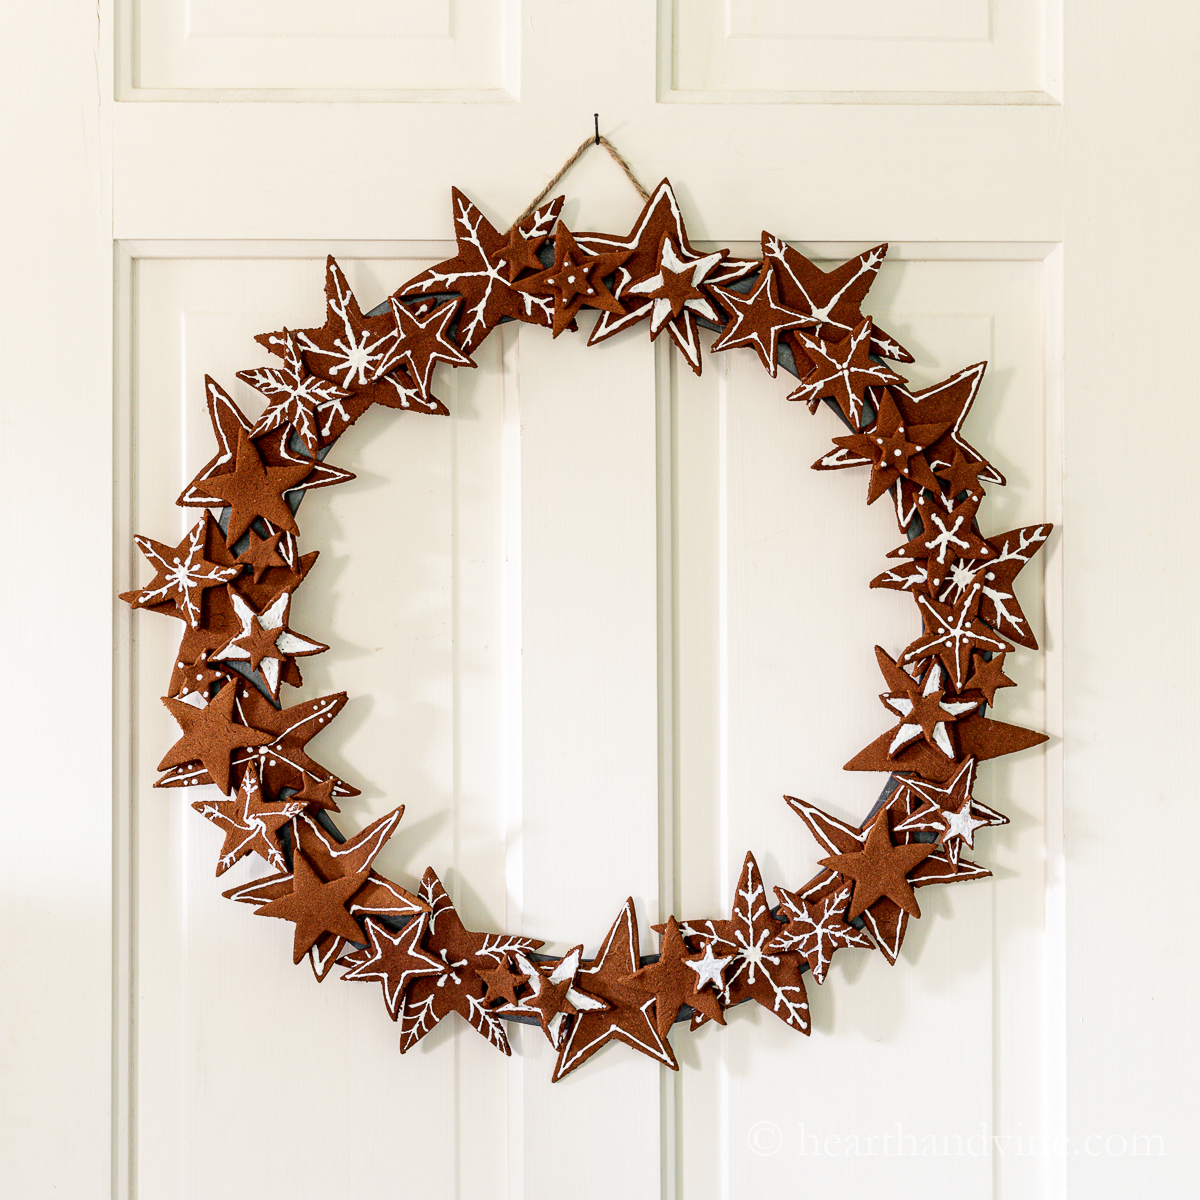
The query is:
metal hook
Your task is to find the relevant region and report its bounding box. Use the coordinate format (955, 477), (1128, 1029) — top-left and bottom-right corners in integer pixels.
(594, 113), (600, 145)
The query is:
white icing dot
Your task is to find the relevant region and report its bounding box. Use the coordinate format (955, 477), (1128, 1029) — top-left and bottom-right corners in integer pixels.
(181, 687), (189, 695)
(177, 662), (185, 668)
(567, 275), (575, 283)
(893, 449), (902, 457)
(196, 673), (203, 681)
(986, 572), (995, 580)
(269, 759), (277, 767)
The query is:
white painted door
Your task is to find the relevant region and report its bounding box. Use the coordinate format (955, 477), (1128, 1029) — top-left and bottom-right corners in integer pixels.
(4, 3), (1196, 1198)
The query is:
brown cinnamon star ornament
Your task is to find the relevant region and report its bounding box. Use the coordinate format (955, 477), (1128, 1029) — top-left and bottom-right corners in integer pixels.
(813, 389), (950, 503)
(873, 523), (1052, 651)
(177, 379), (354, 546)
(158, 681), (273, 795)
(625, 916), (725, 1040)
(477, 955), (526, 1006)
(892, 758), (1008, 867)
(210, 589), (327, 700)
(784, 793), (992, 963)
(511, 225), (630, 337)
(381, 296), (475, 398)
(191, 760), (302, 875)
(155, 686), (359, 801)
(871, 648), (981, 760)
(399, 869), (541, 1056)
(257, 257), (446, 419)
(340, 916), (447, 1020)
(787, 318), (906, 426)
(886, 363), (1006, 528)
(845, 643), (1043, 782)
(250, 848), (368, 963)
(761, 233), (913, 368)
(964, 652), (1016, 706)
(819, 807), (938, 920)
(289, 775), (340, 813)
(225, 806), (423, 979)
(670, 853), (810, 1034)
(574, 179), (755, 375)
(121, 521), (242, 629)
(163, 520), (320, 701)
(552, 899), (678, 1080)
(236, 527), (289, 584)
(901, 582), (1015, 692)
(710, 264), (817, 376)
(399, 190), (565, 352)
(171, 654), (224, 703)
(771, 881), (874, 984)
(888, 491), (994, 578)
(495, 947), (610, 1050)
(239, 329), (354, 458)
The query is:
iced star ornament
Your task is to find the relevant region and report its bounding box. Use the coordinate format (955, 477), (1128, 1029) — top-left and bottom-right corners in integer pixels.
(121, 521), (242, 629)
(399, 190), (564, 352)
(122, 170), (1051, 1080)
(574, 178), (755, 374)
(210, 590), (327, 700)
(710, 263), (817, 376)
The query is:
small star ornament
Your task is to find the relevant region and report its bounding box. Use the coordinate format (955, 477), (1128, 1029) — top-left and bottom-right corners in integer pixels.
(210, 590), (327, 699)
(121, 521), (241, 629)
(512, 225), (630, 337)
(494, 947), (609, 1050)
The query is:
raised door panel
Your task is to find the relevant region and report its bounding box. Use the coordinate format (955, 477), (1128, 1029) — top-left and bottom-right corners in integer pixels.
(126, 0), (515, 94)
(670, 250), (1054, 1197)
(120, 251), (667, 1197)
(667, 0), (1057, 99)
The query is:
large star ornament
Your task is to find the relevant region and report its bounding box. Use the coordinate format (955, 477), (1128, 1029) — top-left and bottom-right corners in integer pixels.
(574, 179), (755, 375)
(399, 189), (565, 352)
(552, 899), (678, 1080)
